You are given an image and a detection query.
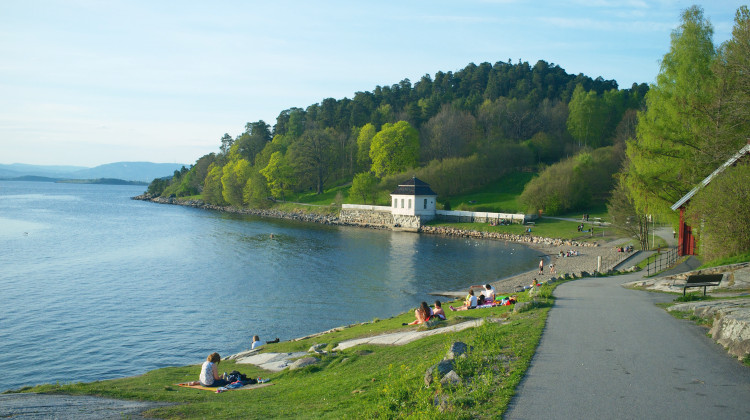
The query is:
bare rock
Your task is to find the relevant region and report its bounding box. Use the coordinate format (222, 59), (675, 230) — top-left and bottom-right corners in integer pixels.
(289, 356), (319, 370)
(308, 343), (327, 353)
(447, 342), (469, 359)
(440, 370), (463, 387)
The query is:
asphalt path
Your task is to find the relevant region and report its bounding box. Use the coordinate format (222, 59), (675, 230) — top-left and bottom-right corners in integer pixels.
(505, 271), (750, 419)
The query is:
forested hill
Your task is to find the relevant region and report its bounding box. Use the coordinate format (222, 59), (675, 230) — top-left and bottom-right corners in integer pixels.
(151, 59), (648, 208)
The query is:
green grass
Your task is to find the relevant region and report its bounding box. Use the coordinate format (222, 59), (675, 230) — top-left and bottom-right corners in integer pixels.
(699, 250), (750, 269)
(287, 184), (349, 206)
(427, 216), (612, 242)
(446, 172), (534, 213)
(10, 288), (555, 419)
(554, 203), (609, 222)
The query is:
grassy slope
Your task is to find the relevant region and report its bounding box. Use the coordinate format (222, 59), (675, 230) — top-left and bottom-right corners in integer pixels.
(16, 288), (555, 419)
(445, 172), (534, 213)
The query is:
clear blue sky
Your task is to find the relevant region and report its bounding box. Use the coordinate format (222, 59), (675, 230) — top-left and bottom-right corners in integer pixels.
(0, 1), (745, 167)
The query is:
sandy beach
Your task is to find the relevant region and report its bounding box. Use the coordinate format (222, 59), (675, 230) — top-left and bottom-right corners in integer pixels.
(434, 238), (632, 298)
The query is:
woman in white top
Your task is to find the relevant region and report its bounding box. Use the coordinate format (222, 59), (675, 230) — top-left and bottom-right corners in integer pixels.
(251, 335), (280, 350)
(450, 289), (478, 311)
(199, 352), (229, 387)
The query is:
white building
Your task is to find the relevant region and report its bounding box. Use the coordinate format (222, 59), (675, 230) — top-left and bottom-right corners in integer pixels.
(390, 177), (437, 221)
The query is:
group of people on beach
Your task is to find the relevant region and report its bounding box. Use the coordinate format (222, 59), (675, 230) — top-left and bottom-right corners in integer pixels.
(558, 249), (579, 258)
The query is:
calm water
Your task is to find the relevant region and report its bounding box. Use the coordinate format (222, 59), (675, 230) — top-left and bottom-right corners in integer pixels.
(0, 181), (538, 392)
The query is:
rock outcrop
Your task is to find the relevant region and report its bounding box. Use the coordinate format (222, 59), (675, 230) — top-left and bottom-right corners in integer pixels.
(668, 299), (750, 360)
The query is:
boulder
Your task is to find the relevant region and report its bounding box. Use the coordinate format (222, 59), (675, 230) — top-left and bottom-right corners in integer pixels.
(424, 359), (455, 386)
(308, 343), (327, 353)
(440, 370), (463, 387)
(288, 357), (319, 370)
(514, 301), (534, 313)
(446, 342), (469, 359)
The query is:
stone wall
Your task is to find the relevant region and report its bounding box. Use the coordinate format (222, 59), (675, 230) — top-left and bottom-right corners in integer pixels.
(393, 214), (422, 229)
(339, 208), (394, 227)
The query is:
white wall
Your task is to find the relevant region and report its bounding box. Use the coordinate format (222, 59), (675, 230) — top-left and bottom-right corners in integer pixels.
(390, 194), (436, 216)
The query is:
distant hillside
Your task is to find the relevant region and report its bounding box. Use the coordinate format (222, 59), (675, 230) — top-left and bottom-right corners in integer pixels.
(0, 162), (187, 182)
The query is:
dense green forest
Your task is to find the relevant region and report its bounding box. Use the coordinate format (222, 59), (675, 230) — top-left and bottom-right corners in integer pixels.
(149, 59), (647, 211)
(149, 5), (749, 263)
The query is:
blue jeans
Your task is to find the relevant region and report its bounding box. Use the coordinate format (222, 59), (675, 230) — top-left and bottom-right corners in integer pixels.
(203, 378), (229, 387)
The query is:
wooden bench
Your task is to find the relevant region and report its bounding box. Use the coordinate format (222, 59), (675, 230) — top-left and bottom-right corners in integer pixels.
(681, 274), (723, 296)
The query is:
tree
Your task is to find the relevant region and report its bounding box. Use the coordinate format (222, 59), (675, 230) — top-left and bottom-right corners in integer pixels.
(221, 158), (252, 206)
(289, 128), (337, 194)
(243, 167), (271, 208)
(232, 120), (272, 163)
(202, 163), (226, 205)
(686, 163), (750, 260)
(607, 174), (651, 250)
(356, 123), (376, 172)
(567, 84), (607, 148)
(219, 133), (234, 155)
(712, 6), (750, 162)
(626, 6), (718, 217)
(421, 104), (477, 161)
(260, 151), (294, 201)
(350, 172), (378, 204)
(369, 121), (420, 177)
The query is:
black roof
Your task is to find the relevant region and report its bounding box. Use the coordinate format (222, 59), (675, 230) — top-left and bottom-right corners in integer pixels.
(391, 177), (437, 196)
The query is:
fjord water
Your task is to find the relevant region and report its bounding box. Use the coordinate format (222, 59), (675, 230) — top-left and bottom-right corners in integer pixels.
(0, 181), (538, 392)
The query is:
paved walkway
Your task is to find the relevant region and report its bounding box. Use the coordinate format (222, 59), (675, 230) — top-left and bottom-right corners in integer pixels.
(505, 269), (750, 419)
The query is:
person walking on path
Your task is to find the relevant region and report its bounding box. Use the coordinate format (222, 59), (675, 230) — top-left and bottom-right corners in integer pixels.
(505, 271), (750, 419)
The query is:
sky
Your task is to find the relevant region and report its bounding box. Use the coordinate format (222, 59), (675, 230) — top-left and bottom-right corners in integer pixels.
(0, 1), (746, 167)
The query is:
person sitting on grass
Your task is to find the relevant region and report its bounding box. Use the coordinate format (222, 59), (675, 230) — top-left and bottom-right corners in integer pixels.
(251, 335), (280, 350)
(199, 352), (230, 388)
(476, 284), (495, 301)
(432, 300), (446, 320)
(450, 289), (478, 311)
(404, 301), (432, 325)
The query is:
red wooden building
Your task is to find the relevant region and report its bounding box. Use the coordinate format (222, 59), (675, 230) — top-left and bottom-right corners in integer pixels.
(670, 143), (750, 256)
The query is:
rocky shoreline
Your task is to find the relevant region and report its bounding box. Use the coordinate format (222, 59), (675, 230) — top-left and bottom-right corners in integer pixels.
(133, 194), (598, 246)
(134, 194), (632, 297)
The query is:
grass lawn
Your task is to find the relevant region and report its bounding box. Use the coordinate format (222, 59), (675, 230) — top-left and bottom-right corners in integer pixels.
(446, 172), (534, 213)
(11, 287), (556, 419)
(427, 216), (613, 243)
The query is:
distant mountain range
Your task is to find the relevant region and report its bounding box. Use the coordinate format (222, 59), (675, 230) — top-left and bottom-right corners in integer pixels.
(0, 162), (188, 183)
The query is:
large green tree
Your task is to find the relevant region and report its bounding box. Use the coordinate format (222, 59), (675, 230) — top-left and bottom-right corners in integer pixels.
(349, 172), (378, 204)
(567, 84), (608, 148)
(369, 121), (420, 177)
(289, 128), (337, 194)
(356, 123), (376, 172)
(626, 6), (718, 217)
(221, 158), (252, 206)
(260, 151), (294, 201)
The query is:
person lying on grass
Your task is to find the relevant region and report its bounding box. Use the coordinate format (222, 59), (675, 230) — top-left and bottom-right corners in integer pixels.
(450, 289), (478, 311)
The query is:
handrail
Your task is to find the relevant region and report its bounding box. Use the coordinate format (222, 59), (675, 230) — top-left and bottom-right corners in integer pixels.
(647, 247), (678, 276)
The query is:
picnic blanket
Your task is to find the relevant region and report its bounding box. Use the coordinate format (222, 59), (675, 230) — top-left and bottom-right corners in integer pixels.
(177, 382), (274, 393)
